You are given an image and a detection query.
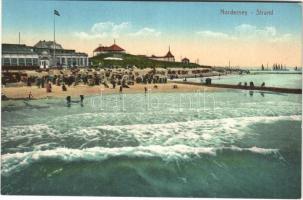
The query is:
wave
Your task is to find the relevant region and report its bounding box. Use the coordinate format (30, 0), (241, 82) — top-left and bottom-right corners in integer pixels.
(2, 145), (279, 176)
(2, 115), (301, 151)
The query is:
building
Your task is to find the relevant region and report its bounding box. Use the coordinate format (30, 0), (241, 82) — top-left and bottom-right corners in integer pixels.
(2, 40), (89, 69)
(181, 57), (190, 64)
(93, 42), (125, 56)
(2, 44), (39, 68)
(35, 40), (63, 49)
(148, 47), (175, 62)
(33, 40), (89, 68)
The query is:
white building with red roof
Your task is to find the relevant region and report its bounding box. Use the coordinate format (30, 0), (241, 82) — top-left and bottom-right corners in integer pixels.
(93, 41), (125, 56)
(149, 46), (175, 62)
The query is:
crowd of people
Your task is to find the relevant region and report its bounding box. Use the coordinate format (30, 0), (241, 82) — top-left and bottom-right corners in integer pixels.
(2, 68), (169, 93)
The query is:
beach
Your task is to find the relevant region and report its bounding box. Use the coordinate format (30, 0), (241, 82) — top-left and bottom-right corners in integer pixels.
(1, 82), (223, 100)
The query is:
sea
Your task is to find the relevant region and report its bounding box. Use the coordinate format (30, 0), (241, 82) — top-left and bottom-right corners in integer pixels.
(179, 72), (302, 89)
(1, 73), (302, 198)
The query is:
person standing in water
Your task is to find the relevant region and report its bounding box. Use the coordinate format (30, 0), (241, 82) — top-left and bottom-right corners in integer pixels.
(28, 91), (33, 100)
(119, 85), (123, 93)
(80, 95), (84, 107)
(80, 95), (84, 103)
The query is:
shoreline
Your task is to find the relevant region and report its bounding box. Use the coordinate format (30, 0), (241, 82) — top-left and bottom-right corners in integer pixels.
(1, 83), (225, 101)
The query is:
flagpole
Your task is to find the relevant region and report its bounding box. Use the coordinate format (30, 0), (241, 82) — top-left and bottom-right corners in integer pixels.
(53, 10), (56, 67)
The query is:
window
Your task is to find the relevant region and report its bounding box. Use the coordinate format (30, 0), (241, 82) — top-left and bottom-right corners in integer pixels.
(19, 58), (25, 66)
(11, 58), (17, 66)
(3, 58), (10, 66)
(26, 58), (32, 66)
(33, 59), (38, 66)
(83, 58), (86, 66)
(67, 58), (72, 66)
(72, 58), (77, 65)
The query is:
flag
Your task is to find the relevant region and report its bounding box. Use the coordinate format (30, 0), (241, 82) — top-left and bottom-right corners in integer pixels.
(54, 10), (60, 16)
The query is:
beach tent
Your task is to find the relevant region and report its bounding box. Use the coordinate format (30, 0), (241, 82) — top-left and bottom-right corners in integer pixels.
(62, 70), (72, 76)
(49, 70), (61, 76)
(26, 71), (40, 77)
(33, 71), (48, 78)
(41, 71), (49, 76)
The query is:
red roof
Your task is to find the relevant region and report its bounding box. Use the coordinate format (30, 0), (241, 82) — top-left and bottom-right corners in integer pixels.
(94, 44), (125, 52)
(108, 44), (125, 51)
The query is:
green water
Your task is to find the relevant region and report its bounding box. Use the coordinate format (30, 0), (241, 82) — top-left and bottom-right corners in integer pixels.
(1, 89), (302, 197)
(182, 73), (302, 89)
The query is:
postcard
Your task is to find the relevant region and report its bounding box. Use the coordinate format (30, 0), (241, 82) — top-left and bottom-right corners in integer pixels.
(1, 0), (302, 198)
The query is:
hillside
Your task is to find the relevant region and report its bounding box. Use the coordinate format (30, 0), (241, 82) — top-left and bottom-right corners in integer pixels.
(90, 53), (211, 69)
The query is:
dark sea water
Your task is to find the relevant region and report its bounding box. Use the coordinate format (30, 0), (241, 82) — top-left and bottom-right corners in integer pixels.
(1, 89), (301, 197)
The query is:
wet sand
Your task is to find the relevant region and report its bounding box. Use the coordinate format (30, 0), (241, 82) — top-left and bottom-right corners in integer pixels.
(2, 83), (223, 100)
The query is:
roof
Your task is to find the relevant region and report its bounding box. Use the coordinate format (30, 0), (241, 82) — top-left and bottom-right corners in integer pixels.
(34, 40), (63, 49)
(164, 50), (174, 58)
(182, 57), (189, 61)
(94, 43), (125, 52)
(150, 55), (164, 58)
(149, 50), (175, 59)
(2, 44), (38, 55)
(108, 44), (125, 51)
(2, 42), (88, 57)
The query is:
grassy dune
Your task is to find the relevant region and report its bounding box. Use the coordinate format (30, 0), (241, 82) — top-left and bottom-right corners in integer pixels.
(90, 53), (211, 69)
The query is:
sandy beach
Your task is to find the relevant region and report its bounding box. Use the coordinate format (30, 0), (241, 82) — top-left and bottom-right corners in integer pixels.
(1, 83), (223, 100)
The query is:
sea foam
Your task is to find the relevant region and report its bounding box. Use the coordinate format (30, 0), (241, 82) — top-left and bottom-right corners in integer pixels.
(2, 115), (300, 153)
(2, 145), (279, 176)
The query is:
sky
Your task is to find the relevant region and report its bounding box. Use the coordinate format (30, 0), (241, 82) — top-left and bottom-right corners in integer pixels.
(2, 0), (302, 67)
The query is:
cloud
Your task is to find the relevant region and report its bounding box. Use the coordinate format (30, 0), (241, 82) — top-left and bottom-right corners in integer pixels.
(91, 21), (130, 37)
(74, 21), (131, 39)
(272, 33), (293, 42)
(74, 22), (161, 40)
(74, 31), (101, 40)
(196, 30), (235, 40)
(235, 24), (293, 42)
(196, 24), (293, 42)
(129, 27), (161, 37)
(234, 24), (277, 38)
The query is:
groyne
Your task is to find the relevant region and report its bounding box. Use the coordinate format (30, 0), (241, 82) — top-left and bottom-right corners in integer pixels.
(171, 81), (302, 94)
